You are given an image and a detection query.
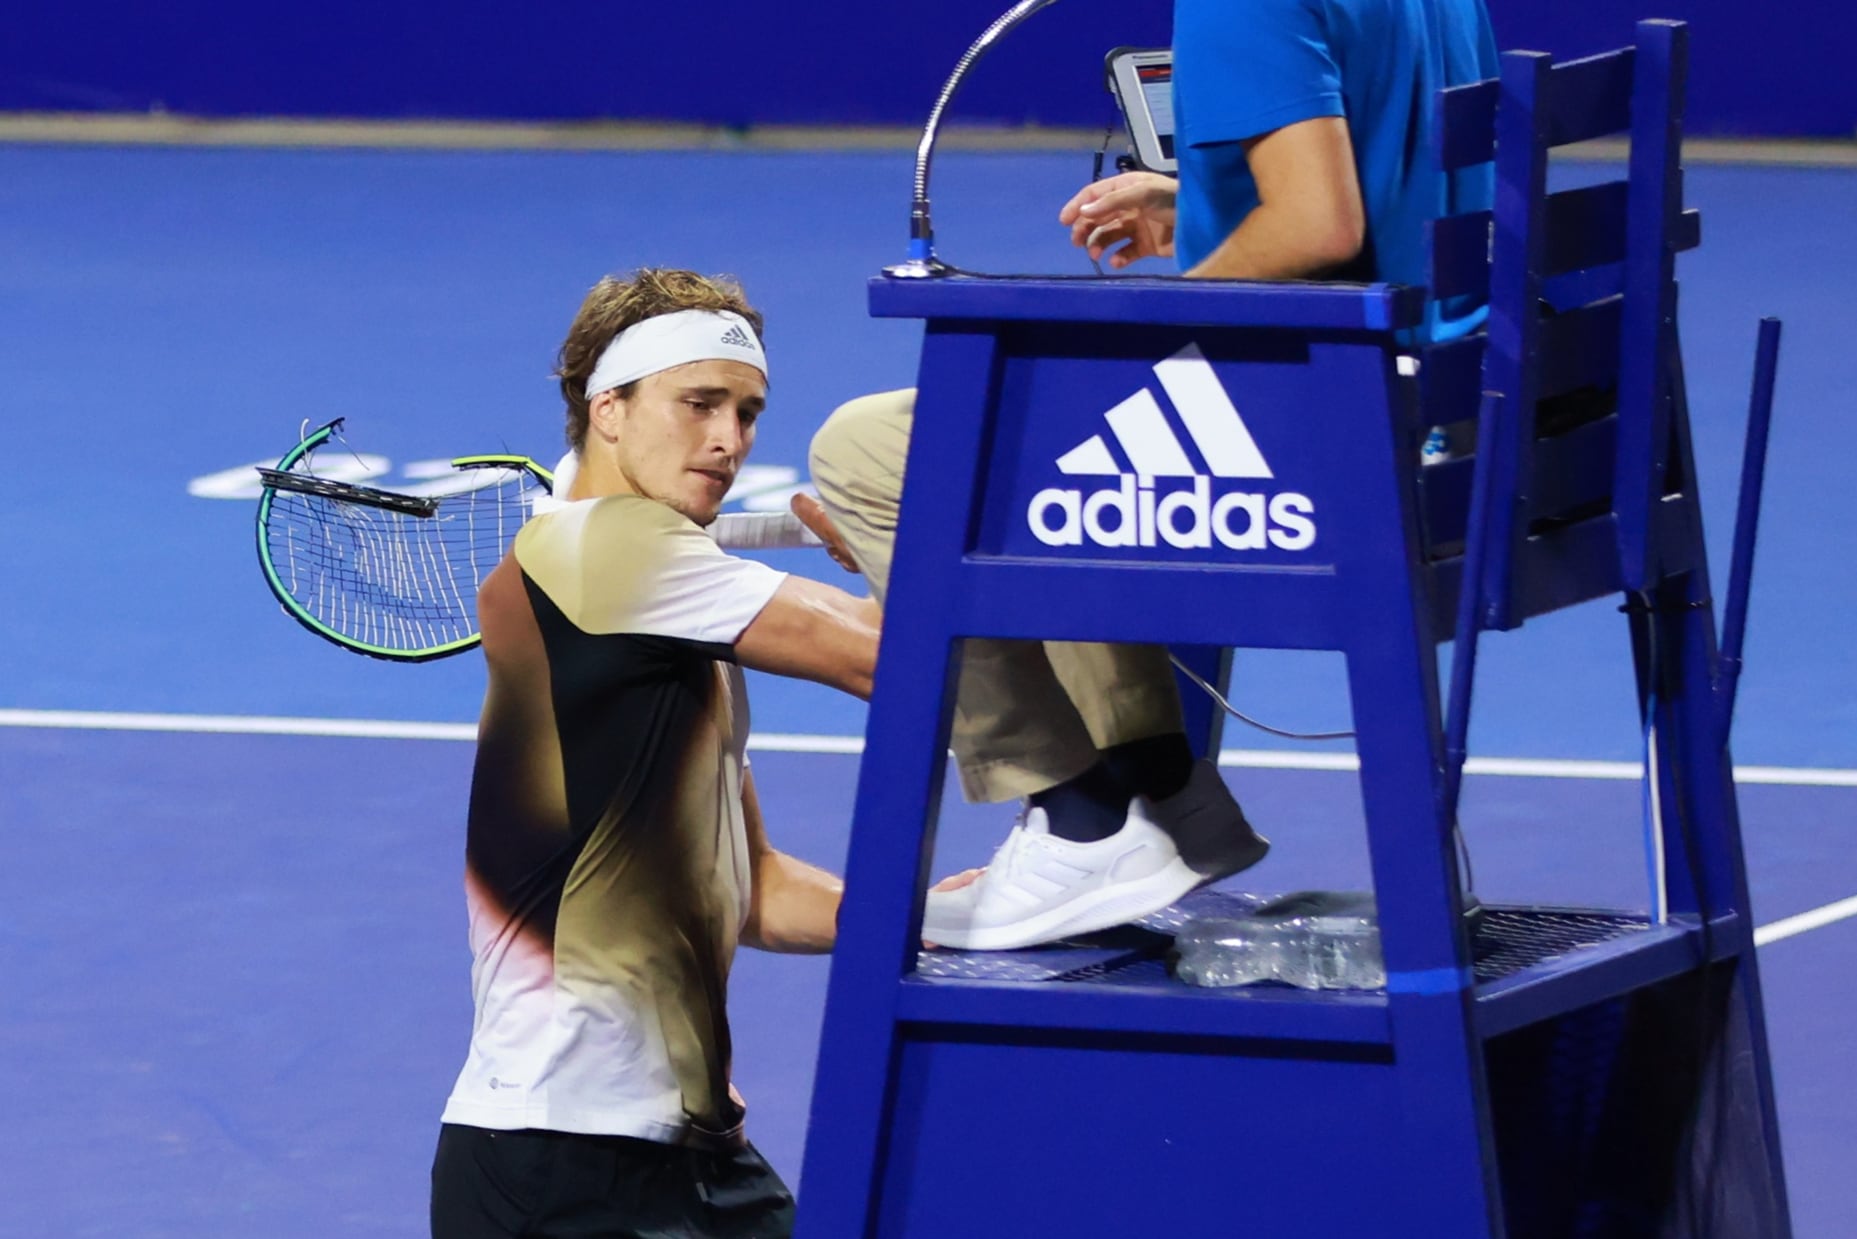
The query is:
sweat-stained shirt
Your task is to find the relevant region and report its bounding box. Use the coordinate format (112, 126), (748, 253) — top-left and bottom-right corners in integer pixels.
(440, 494), (786, 1147)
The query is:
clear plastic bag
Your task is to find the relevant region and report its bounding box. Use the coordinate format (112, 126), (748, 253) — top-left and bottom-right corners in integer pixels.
(1170, 891), (1385, 991)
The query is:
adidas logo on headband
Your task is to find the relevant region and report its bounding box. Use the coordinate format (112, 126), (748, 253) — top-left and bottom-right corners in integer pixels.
(585, 309), (769, 397)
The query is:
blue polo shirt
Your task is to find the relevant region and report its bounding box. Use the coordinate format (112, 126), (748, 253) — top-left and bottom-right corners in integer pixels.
(1172, 0), (1498, 342)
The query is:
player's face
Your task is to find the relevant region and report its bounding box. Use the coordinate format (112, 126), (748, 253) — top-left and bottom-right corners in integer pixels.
(607, 360), (765, 526)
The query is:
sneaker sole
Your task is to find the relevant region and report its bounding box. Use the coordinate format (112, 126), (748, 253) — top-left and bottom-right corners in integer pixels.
(924, 856), (1205, 952)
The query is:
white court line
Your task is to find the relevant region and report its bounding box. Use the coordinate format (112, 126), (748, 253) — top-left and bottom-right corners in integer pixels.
(1753, 895), (1857, 947)
(2, 708), (1853, 786)
(0, 708), (479, 741)
(752, 733), (865, 755)
(4, 706), (1854, 948)
(1217, 749), (1857, 786)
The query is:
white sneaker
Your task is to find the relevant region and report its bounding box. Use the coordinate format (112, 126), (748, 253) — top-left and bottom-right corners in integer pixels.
(1141, 759), (1270, 887)
(922, 805), (1201, 952)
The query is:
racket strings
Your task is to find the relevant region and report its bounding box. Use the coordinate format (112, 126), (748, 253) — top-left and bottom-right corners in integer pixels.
(264, 469), (541, 653)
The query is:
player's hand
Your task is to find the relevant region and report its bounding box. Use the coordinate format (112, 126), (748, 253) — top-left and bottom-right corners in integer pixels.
(921, 867), (985, 950)
(790, 492), (861, 574)
(1059, 171), (1178, 269)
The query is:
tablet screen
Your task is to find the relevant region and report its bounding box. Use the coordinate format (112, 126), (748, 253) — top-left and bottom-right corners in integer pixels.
(1107, 48), (1176, 174)
(1137, 60), (1175, 161)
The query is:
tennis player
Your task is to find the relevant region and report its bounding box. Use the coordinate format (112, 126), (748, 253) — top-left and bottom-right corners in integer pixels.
(430, 269), (876, 1238)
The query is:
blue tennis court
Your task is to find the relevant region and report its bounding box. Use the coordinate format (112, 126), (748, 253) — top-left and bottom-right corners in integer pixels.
(1, 143), (1853, 1235)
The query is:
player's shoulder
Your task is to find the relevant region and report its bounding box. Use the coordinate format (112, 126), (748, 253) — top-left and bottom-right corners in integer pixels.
(510, 494), (781, 642)
(519, 494), (710, 557)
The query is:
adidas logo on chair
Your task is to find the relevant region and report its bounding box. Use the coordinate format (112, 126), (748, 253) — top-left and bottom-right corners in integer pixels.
(1026, 343), (1317, 552)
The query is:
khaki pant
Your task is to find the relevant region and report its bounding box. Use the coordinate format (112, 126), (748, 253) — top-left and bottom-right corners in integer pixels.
(809, 389), (1183, 803)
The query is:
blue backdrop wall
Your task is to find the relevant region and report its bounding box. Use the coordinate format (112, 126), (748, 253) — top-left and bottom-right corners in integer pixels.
(1, 1), (1846, 138)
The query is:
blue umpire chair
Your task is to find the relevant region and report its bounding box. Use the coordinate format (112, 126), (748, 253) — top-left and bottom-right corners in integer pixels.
(796, 19), (1791, 1238)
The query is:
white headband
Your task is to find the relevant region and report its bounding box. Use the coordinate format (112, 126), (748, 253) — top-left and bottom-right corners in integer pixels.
(585, 309), (767, 399)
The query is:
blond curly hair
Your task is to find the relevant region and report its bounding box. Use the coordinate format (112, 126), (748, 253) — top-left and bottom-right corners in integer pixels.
(554, 268), (765, 451)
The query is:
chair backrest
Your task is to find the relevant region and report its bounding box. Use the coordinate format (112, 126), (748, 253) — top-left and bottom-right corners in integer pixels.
(1419, 19), (1698, 629)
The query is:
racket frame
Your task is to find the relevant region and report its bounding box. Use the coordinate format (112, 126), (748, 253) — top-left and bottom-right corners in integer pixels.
(255, 420), (553, 662)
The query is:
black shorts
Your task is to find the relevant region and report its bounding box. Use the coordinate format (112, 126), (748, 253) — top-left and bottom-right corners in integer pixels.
(430, 1124), (795, 1239)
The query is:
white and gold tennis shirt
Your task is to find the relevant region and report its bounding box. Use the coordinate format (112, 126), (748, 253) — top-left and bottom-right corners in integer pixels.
(440, 494), (785, 1147)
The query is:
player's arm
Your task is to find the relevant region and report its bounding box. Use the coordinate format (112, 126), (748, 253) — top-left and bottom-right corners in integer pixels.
(734, 576), (880, 700)
(1184, 116), (1366, 280)
(739, 769), (842, 954)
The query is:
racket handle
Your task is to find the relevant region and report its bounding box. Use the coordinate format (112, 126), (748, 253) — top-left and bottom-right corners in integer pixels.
(712, 511), (825, 550)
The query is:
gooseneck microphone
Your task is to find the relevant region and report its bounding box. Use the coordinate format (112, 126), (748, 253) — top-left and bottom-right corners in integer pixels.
(885, 0), (1067, 279)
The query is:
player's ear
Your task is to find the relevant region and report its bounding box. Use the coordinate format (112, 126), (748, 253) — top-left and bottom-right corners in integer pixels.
(588, 389), (623, 441)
